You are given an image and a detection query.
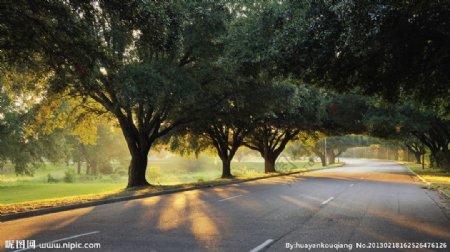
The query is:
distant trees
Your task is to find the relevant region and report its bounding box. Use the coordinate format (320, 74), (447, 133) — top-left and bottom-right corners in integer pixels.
(78, 125), (129, 176)
(404, 136), (426, 165)
(366, 101), (450, 170)
(0, 78), (74, 175)
(284, 141), (310, 161)
(325, 136), (373, 165)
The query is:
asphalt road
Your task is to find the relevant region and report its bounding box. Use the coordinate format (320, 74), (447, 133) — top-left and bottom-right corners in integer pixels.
(1, 159), (450, 251)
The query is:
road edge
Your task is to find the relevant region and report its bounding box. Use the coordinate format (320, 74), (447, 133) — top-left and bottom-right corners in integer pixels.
(0, 163), (344, 222)
(405, 165), (450, 199)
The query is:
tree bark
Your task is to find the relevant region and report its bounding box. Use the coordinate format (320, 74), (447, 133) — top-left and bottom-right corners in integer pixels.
(117, 117), (152, 188)
(312, 149), (326, 166)
(434, 149), (450, 171)
(444, 150), (450, 171)
(328, 150), (336, 165)
(319, 155), (326, 167)
(221, 158), (233, 178)
(127, 153), (150, 187)
(77, 160), (81, 175)
(263, 154), (276, 173)
(90, 161), (97, 175)
(422, 153), (425, 170)
(414, 152), (422, 164)
(393, 150), (399, 161)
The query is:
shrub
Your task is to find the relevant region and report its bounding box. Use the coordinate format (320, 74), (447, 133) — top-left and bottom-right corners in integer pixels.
(63, 170), (76, 183)
(47, 173), (59, 183)
(114, 167), (128, 176)
(99, 163), (114, 174)
(110, 173), (122, 182)
(78, 174), (93, 182)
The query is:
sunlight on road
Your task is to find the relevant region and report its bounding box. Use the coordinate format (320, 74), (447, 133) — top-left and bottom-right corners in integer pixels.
(367, 208), (450, 240)
(155, 190), (221, 248)
(0, 207), (94, 241)
(280, 195), (320, 211)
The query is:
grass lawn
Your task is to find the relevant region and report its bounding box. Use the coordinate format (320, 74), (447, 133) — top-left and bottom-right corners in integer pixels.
(406, 164), (450, 195)
(0, 160), (344, 214)
(0, 183), (125, 205)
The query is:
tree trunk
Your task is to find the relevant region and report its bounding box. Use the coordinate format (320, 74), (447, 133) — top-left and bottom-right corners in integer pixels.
(444, 150), (450, 171)
(264, 155), (276, 173)
(319, 155), (326, 167)
(393, 151), (399, 161)
(221, 158), (233, 178)
(328, 150), (336, 165)
(86, 162), (90, 175)
(77, 160), (81, 175)
(413, 152), (421, 164)
(434, 149), (450, 171)
(422, 153), (425, 170)
(127, 153), (150, 188)
(90, 161), (97, 175)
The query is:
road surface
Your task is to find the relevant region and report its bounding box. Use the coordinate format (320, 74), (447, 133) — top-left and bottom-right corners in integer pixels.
(1, 159), (449, 251)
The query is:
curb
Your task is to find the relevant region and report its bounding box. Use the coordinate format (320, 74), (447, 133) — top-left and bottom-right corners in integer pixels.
(405, 165), (450, 200)
(0, 164), (344, 222)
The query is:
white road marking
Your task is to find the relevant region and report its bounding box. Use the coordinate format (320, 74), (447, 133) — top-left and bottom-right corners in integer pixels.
(321, 196), (334, 205)
(250, 239), (274, 252)
(218, 194), (243, 202)
(13, 231), (100, 252)
(349, 184), (354, 187)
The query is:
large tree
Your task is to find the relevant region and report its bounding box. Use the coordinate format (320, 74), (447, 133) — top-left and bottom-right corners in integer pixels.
(221, 2), (326, 173)
(247, 1), (450, 159)
(1, 1), (230, 187)
(270, 0), (450, 105)
(169, 78), (264, 178)
(244, 82), (324, 173)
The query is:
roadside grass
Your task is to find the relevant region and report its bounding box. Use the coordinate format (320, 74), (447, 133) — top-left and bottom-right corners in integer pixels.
(0, 184), (124, 204)
(406, 163), (450, 196)
(0, 160), (344, 215)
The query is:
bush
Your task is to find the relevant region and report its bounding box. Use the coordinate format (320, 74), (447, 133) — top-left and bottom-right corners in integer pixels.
(47, 173), (59, 183)
(78, 174), (103, 182)
(114, 167), (128, 176)
(99, 163), (114, 174)
(63, 170), (76, 183)
(110, 173), (122, 182)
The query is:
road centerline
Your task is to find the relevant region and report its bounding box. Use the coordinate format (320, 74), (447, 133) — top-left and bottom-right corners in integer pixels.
(250, 239), (274, 252)
(218, 194), (243, 202)
(321, 196), (335, 205)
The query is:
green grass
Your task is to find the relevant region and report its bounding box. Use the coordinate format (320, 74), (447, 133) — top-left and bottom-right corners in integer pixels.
(406, 164), (450, 195)
(0, 158), (342, 207)
(145, 159), (327, 185)
(0, 183), (124, 204)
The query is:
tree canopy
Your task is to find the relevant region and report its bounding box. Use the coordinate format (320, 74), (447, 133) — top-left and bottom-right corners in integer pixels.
(1, 0), (449, 186)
